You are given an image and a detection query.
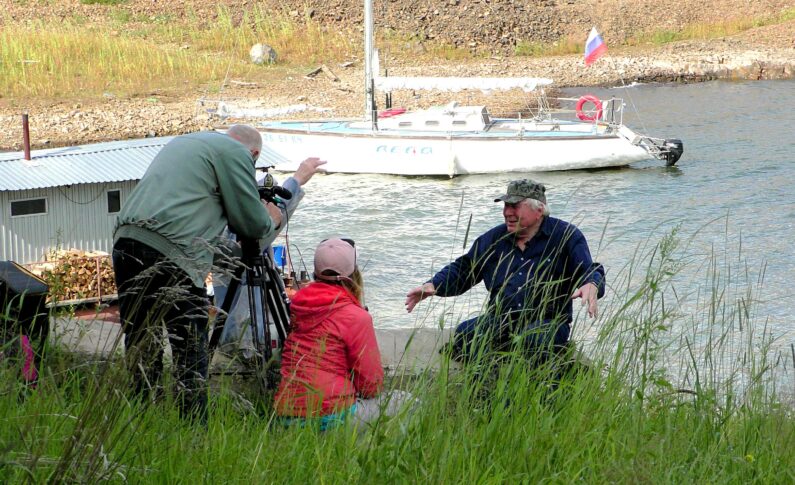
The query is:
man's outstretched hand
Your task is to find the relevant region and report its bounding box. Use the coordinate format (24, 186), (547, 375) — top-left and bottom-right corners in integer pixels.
(293, 157), (327, 186)
(405, 282), (436, 313)
(571, 282), (599, 318)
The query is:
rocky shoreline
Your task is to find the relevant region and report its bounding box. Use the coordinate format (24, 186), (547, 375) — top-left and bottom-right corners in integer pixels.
(3, 29), (794, 152)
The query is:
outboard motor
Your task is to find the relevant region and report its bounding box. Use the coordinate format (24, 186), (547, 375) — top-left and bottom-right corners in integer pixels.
(663, 139), (684, 166)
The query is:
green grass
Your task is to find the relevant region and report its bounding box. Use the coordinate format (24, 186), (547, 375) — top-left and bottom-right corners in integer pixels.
(515, 35), (583, 57)
(0, 21), (231, 99)
(2, 5), (793, 101)
(2, 225), (794, 482)
(80, 0), (126, 5)
(0, 6), (357, 100)
(515, 9), (795, 56)
(628, 7), (795, 45)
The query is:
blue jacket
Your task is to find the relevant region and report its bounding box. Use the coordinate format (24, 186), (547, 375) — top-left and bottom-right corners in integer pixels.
(431, 216), (605, 324)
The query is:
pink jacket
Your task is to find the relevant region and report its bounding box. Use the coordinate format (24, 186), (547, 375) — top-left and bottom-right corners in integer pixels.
(274, 281), (384, 417)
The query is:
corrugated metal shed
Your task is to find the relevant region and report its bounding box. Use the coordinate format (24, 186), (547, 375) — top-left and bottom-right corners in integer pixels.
(0, 136), (174, 191)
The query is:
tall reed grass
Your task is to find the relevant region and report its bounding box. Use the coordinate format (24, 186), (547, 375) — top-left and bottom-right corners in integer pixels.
(0, 7), (356, 100)
(2, 223), (794, 482)
(0, 22), (227, 99)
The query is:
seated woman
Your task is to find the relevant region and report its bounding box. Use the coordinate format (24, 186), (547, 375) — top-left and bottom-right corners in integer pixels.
(274, 238), (410, 429)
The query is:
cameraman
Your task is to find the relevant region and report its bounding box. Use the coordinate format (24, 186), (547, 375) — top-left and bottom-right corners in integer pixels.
(214, 157), (325, 359)
(112, 125), (280, 422)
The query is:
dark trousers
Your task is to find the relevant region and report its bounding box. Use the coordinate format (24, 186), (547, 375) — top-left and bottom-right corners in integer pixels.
(112, 238), (209, 422)
(450, 312), (571, 365)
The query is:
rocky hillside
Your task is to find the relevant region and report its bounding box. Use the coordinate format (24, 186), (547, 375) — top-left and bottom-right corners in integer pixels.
(2, 0), (794, 151)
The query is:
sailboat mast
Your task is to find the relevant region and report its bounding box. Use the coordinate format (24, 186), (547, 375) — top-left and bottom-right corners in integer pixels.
(364, 0), (375, 124)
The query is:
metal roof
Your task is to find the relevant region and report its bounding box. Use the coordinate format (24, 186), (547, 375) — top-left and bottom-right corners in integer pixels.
(0, 136), (174, 191)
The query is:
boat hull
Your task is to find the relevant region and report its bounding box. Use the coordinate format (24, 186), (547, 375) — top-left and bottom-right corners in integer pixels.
(258, 122), (652, 176)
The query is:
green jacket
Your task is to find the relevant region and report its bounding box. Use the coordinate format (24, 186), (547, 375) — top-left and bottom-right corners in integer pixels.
(114, 131), (274, 287)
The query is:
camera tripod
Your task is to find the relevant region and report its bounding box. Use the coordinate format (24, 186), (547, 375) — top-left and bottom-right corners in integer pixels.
(209, 239), (291, 389)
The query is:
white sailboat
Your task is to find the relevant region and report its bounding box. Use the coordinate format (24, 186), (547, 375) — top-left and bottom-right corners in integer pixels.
(256, 0), (683, 177)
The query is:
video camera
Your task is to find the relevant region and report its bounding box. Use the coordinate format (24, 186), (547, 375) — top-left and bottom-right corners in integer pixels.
(258, 172), (293, 203)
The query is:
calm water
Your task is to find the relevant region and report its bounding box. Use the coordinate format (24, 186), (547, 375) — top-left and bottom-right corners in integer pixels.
(277, 80), (795, 349)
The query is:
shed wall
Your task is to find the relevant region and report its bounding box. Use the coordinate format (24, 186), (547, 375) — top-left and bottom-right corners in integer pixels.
(0, 180), (138, 264)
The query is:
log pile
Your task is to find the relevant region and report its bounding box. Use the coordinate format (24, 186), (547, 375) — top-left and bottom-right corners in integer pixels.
(27, 250), (117, 302)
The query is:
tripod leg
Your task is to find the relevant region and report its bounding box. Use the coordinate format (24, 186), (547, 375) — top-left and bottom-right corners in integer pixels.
(247, 265), (279, 390)
(221, 250), (290, 389)
(208, 267), (244, 353)
(264, 264), (291, 342)
(247, 267), (272, 361)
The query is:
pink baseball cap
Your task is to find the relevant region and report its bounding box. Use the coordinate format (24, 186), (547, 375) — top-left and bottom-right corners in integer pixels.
(314, 238), (356, 282)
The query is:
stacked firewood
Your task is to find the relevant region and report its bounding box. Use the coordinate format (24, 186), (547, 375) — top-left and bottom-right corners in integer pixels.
(27, 250), (117, 302)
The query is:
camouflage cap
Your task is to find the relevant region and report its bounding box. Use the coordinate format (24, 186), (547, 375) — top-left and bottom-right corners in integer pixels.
(494, 179), (547, 204)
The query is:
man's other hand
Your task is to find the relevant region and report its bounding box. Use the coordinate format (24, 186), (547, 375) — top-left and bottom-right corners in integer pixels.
(293, 157), (327, 185)
(265, 202), (283, 229)
(571, 282), (599, 318)
(405, 283), (436, 313)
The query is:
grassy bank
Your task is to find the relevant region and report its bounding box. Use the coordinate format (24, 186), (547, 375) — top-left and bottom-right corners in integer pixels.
(511, 7), (795, 57)
(2, 345), (793, 481)
(2, 6), (794, 102)
(2, 228), (794, 482)
(626, 7), (795, 45)
(0, 7), (357, 100)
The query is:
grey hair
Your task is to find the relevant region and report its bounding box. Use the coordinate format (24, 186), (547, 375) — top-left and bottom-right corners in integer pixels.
(226, 124), (262, 154)
(525, 198), (550, 216)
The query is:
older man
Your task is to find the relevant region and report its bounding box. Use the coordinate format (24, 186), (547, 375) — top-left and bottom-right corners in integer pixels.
(112, 125), (280, 421)
(406, 179), (605, 362)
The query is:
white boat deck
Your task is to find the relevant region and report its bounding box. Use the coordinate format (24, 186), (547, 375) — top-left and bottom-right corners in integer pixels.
(259, 119), (611, 139)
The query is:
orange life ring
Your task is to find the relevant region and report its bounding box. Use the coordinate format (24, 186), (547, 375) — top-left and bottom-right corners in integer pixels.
(576, 95), (603, 121)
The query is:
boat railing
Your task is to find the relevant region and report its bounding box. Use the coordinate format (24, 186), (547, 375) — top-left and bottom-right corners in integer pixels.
(530, 96), (626, 127)
(268, 94), (630, 136)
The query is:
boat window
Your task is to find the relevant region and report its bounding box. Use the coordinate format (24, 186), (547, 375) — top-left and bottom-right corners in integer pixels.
(398, 122), (412, 127)
(425, 120), (440, 126)
(452, 120), (467, 126)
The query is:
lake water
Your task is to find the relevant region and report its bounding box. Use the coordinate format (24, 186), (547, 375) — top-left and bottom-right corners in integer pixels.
(277, 80), (794, 354)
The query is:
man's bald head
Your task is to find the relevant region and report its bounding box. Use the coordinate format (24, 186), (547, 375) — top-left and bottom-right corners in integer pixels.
(226, 124), (262, 162)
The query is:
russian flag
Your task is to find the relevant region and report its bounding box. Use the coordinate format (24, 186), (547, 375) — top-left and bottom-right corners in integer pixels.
(584, 27), (607, 66)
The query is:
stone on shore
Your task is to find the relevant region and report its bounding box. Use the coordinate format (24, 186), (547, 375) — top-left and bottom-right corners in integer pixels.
(250, 44), (278, 65)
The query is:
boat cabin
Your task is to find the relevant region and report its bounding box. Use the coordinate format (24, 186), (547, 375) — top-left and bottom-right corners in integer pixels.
(377, 103), (490, 132)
